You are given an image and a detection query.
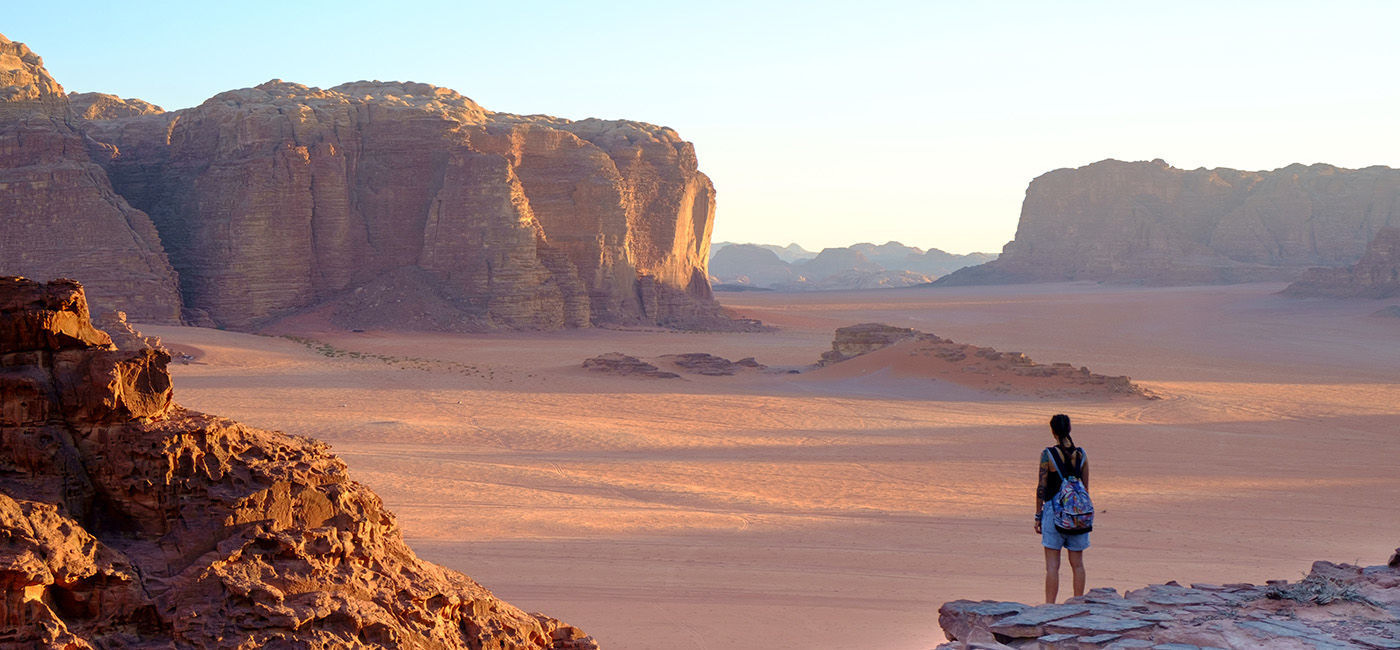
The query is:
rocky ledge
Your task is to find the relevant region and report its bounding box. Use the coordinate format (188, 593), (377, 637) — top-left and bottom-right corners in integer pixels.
(0, 277), (595, 649)
(937, 555), (1400, 649)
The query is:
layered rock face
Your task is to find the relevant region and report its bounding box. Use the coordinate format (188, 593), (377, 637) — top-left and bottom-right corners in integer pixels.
(937, 159), (1400, 286)
(80, 76), (723, 330)
(1285, 227), (1400, 298)
(0, 34), (182, 323)
(937, 556), (1400, 649)
(0, 277), (595, 649)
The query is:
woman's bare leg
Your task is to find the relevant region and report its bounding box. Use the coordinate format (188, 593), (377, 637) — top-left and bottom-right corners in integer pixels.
(1043, 547), (1061, 603)
(1067, 550), (1086, 598)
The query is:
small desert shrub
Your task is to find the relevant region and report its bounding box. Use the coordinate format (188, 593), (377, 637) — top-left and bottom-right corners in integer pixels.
(1266, 573), (1379, 607)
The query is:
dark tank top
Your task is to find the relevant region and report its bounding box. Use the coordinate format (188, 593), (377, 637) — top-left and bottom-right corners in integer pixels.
(1039, 445), (1084, 501)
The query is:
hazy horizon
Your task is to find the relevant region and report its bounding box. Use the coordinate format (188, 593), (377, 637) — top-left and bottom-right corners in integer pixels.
(11, 1), (1400, 255)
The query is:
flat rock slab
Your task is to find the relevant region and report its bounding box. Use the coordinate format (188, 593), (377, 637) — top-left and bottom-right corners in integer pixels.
(1353, 635), (1400, 649)
(1127, 584), (1223, 607)
(987, 604), (1091, 637)
(1237, 619), (1352, 649)
(1045, 614), (1157, 635)
(936, 600), (1029, 641)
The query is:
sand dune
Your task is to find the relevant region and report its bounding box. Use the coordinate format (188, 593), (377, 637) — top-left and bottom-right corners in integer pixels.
(140, 283), (1400, 650)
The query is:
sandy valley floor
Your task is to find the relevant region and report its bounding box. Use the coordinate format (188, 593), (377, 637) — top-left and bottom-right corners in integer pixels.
(141, 282), (1400, 650)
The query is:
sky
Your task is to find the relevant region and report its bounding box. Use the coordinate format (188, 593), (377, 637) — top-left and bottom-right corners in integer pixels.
(9, 1), (1400, 254)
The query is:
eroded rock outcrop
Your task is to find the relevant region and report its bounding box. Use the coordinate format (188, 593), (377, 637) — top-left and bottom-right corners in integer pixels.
(1284, 227), (1400, 299)
(0, 277), (595, 649)
(582, 352), (680, 379)
(78, 75), (725, 331)
(0, 34), (182, 323)
(937, 159), (1400, 286)
(816, 323), (1154, 399)
(936, 556), (1400, 649)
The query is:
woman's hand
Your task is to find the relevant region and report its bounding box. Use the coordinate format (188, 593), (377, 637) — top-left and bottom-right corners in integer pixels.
(1034, 520), (1042, 534)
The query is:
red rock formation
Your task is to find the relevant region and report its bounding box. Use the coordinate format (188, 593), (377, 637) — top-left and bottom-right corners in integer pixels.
(79, 76), (727, 331)
(0, 34), (182, 323)
(937, 159), (1400, 286)
(1284, 227), (1400, 298)
(0, 277), (596, 649)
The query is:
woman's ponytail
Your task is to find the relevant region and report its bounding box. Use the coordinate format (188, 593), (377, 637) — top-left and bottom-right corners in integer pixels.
(1050, 413), (1073, 448)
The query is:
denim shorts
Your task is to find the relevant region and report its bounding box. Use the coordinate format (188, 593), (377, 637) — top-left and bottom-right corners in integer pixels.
(1041, 503), (1090, 551)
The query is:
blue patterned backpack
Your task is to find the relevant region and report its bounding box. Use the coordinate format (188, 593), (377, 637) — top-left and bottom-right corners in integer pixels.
(1048, 447), (1094, 535)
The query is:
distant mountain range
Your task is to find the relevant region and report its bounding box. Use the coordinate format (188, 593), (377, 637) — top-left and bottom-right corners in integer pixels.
(709, 241), (996, 291)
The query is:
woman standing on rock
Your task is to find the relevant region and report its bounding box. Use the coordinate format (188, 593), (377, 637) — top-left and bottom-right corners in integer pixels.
(1035, 413), (1090, 603)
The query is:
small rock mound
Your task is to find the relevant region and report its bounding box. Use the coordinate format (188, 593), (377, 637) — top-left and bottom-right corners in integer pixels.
(816, 323), (1156, 399)
(657, 353), (767, 376)
(937, 556), (1400, 649)
(820, 323), (925, 364)
(583, 352), (680, 379)
(0, 277), (595, 649)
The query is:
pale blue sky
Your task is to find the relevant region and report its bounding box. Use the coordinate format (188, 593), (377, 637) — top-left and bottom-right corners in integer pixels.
(10, 1), (1400, 253)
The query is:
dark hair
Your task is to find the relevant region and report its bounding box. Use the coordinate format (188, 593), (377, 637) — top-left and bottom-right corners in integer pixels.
(1050, 413), (1074, 448)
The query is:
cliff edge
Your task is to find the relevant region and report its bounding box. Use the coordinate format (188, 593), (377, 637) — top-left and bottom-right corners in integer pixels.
(0, 277), (596, 649)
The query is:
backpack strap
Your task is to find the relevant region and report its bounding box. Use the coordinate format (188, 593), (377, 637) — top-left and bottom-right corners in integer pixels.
(1048, 446), (1080, 479)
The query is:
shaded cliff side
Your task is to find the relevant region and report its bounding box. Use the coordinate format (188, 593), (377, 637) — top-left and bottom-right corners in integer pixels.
(0, 34), (182, 323)
(0, 277), (596, 649)
(937, 159), (1400, 286)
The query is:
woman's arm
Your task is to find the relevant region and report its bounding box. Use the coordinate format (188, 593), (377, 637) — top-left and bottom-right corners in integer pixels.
(1035, 450), (1049, 531)
(1080, 457), (1089, 491)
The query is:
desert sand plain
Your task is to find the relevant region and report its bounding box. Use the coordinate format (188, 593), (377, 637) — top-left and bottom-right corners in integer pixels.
(140, 282), (1400, 650)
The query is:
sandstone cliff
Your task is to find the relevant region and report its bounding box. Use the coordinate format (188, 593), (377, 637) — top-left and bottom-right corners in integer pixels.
(0, 34), (182, 323)
(937, 159), (1400, 286)
(1284, 227), (1400, 299)
(78, 76), (724, 331)
(0, 277), (596, 649)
